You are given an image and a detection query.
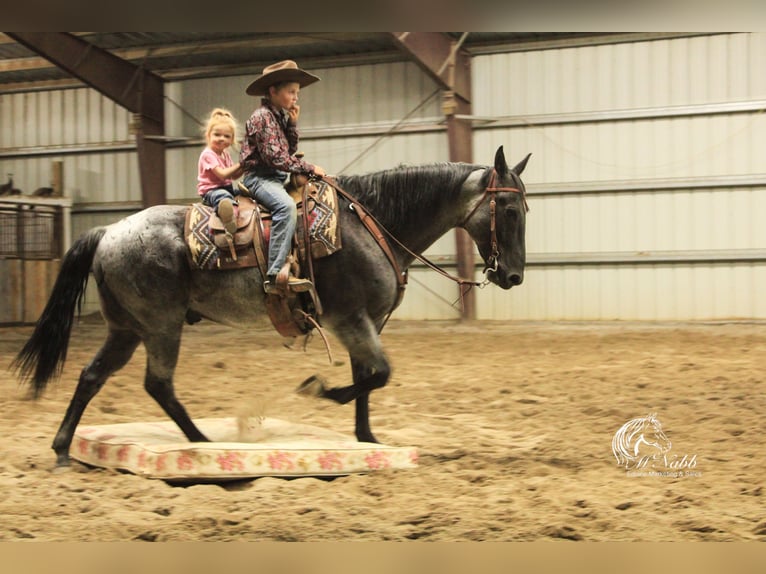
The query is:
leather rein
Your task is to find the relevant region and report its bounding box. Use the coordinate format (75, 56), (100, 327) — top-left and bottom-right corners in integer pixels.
(320, 169), (526, 327)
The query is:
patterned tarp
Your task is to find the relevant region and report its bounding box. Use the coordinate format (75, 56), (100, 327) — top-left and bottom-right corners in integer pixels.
(71, 417), (418, 481)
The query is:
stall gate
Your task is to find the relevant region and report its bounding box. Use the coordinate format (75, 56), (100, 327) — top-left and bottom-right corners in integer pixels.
(0, 196), (71, 325)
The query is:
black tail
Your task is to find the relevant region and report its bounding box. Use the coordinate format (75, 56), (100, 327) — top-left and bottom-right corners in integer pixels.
(13, 227), (107, 397)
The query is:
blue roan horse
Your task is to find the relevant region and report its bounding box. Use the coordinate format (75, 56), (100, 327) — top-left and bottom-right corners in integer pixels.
(14, 146), (530, 467)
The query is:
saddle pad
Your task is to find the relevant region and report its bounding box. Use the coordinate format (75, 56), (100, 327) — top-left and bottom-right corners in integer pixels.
(185, 203), (221, 269)
(71, 417), (418, 481)
(304, 180), (341, 259)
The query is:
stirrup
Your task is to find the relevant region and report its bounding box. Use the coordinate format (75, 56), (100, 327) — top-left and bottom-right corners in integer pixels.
(263, 275), (313, 295)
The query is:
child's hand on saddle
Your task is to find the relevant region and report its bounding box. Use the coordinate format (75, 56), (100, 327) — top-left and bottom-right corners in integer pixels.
(312, 165), (326, 177)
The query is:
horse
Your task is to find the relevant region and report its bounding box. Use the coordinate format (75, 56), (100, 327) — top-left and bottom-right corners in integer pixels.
(612, 413), (672, 468)
(13, 146), (530, 468)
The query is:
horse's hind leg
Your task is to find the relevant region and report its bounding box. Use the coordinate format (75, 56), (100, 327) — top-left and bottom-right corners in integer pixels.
(52, 329), (141, 467)
(142, 332), (209, 443)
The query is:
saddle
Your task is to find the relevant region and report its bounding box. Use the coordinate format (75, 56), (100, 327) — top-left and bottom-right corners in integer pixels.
(183, 179), (342, 338)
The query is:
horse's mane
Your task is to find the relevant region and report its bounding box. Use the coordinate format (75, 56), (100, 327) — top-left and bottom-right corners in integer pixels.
(335, 162), (489, 231)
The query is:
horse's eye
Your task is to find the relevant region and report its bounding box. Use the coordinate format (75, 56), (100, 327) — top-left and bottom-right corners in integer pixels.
(504, 205), (519, 217)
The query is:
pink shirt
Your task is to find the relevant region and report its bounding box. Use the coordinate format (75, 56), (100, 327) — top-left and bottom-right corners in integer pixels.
(197, 147), (234, 196)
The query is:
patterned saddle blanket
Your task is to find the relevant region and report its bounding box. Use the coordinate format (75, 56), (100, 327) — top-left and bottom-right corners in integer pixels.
(184, 179), (342, 271)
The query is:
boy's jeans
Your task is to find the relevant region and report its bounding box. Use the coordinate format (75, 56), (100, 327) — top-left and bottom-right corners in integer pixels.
(242, 170), (295, 277)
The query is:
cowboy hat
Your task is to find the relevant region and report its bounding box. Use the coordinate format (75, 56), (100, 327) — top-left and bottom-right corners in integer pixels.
(245, 60), (321, 96)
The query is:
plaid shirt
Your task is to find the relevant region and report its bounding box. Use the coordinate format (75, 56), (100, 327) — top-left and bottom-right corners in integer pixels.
(239, 100), (315, 174)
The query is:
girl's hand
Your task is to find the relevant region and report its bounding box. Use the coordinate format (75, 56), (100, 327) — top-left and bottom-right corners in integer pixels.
(287, 104), (300, 125)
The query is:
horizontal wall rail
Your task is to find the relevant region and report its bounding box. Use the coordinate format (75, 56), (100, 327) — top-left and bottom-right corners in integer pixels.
(526, 174), (766, 196)
(4, 99), (763, 159)
(412, 249), (766, 269)
(460, 100), (766, 128)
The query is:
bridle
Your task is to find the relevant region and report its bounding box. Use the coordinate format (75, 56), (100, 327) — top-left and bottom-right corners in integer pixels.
(461, 168), (528, 273)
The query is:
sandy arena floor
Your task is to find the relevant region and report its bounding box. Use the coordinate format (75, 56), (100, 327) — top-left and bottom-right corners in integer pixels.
(1, 316), (764, 541)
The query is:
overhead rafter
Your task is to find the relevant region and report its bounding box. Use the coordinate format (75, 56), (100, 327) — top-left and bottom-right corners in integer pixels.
(0, 34), (359, 75)
(5, 32), (167, 207)
(390, 32), (471, 103)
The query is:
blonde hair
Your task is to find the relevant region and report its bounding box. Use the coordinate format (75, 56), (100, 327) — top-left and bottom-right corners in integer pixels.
(203, 107), (238, 143)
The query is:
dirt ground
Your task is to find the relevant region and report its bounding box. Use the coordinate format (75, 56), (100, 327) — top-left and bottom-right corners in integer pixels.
(1, 316), (764, 541)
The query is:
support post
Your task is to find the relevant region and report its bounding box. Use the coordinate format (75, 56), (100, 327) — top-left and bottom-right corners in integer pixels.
(391, 32), (476, 319)
(51, 160), (63, 197)
(443, 91), (476, 320)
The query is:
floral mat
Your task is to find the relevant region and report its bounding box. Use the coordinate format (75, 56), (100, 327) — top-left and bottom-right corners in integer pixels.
(71, 417), (418, 481)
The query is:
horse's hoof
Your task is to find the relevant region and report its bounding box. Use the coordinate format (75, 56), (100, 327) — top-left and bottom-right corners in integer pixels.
(51, 463), (72, 474)
(296, 374), (327, 397)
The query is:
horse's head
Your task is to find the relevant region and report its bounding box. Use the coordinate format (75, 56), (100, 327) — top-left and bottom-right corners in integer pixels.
(462, 146), (530, 289)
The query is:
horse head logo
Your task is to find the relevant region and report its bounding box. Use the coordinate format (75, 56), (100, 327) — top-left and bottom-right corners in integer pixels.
(612, 413), (672, 468)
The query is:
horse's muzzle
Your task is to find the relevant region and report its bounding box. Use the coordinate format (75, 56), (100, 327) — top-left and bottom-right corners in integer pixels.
(488, 269), (524, 289)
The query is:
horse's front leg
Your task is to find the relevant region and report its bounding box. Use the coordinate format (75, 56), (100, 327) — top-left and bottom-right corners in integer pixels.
(353, 387), (379, 444)
(346, 356), (392, 443)
(297, 315), (390, 443)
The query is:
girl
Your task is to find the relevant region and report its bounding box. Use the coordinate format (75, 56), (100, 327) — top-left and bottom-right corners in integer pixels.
(198, 108), (243, 236)
(240, 60), (326, 294)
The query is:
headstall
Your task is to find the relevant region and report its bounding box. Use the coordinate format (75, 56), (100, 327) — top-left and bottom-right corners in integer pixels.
(461, 169), (528, 273)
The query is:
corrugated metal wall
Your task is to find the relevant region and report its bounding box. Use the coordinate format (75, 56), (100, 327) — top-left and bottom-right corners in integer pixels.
(473, 32), (766, 320)
(2, 34), (764, 321)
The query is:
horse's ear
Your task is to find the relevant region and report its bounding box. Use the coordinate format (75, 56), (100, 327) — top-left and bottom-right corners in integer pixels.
(512, 153), (532, 175)
(494, 146), (509, 174)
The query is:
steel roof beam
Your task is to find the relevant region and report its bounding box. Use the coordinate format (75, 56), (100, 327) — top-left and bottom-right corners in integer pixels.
(5, 32), (166, 207)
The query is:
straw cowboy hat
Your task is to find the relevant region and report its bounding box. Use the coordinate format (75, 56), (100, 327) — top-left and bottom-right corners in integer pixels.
(245, 60), (321, 96)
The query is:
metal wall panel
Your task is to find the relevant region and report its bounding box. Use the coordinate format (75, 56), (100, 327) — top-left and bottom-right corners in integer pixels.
(473, 33), (765, 117)
(470, 33), (766, 321)
(480, 263), (766, 321)
(0, 153), (139, 202)
(508, 185), (766, 255)
(165, 61), (445, 178)
(169, 61), (442, 138)
(0, 85), (136, 205)
(474, 113), (766, 185)
(0, 87), (131, 148)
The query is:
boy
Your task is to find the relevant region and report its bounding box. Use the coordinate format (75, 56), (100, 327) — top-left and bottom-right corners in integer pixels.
(240, 60), (326, 295)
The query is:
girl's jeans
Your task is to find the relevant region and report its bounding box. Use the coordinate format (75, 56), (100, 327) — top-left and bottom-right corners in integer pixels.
(201, 184), (237, 212)
(242, 170), (296, 278)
